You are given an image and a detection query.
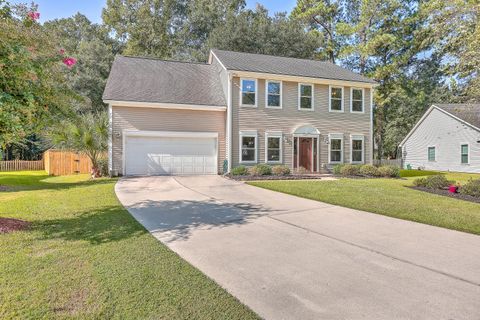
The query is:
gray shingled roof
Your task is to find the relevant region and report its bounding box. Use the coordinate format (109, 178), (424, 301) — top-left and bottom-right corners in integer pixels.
(103, 56), (226, 106)
(212, 49), (376, 84)
(435, 103), (480, 129)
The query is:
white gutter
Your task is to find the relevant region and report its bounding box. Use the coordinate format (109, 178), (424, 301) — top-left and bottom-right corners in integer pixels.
(103, 100), (226, 112)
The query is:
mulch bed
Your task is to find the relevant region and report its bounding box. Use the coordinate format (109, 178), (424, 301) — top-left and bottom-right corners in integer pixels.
(410, 186), (480, 204)
(226, 174), (333, 181)
(0, 218), (31, 234)
(0, 185), (11, 192)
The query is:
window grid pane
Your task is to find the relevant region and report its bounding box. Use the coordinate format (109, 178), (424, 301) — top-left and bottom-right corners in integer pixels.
(428, 147), (435, 161)
(241, 79), (256, 105)
(461, 144), (468, 164)
(299, 84), (312, 109)
(331, 87), (343, 111)
(330, 138), (342, 162)
(241, 136), (256, 161)
(352, 139), (363, 162)
(267, 137), (281, 162)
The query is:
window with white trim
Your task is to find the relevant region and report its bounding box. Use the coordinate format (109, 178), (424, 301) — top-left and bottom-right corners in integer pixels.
(330, 86), (343, 112)
(351, 136), (364, 163)
(329, 135), (343, 163)
(461, 144), (469, 164)
(240, 132), (257, 163)
(266, 81), (281, 108)
(351, 88), (364, 112)
(240, 78), (256, 106)
(265, 133), (282, 163)
(428, 147), (435, 162)
(298, 84), (313, 110)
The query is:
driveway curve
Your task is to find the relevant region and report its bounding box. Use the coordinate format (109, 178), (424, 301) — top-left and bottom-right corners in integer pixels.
(116, 175), (480, 320)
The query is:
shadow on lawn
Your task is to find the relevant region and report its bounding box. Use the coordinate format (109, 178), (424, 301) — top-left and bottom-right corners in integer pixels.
(126, 198), (271, 242)
(34, 205), (145, 244)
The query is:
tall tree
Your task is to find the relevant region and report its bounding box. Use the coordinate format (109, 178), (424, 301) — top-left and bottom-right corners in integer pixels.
(44, 14), (118, 113)
(102, 0), (186, 58)
(291, 0), (344, 62)
(208, 4), (320, 59)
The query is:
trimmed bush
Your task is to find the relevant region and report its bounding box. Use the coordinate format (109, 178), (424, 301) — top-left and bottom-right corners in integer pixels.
(296, 166), (309, 174)
(332, 164), (345, 175)
(359, 164), (380, 177)
(339, 164), (360, 176)
(248, 164), (272, 176)
(378, 165), (400, 178)
(413, 175), (453, 189)
(460, 179), (480, 197)
(97, 158), (109, 177)
(231, 165), (248, 176)
(272, 165), (290, 176)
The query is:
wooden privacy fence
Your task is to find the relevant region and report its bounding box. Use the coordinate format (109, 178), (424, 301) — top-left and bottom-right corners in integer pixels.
(0, 159), (44, 171)
(44, 150), (93, 176)
(373, 158), (403, 167)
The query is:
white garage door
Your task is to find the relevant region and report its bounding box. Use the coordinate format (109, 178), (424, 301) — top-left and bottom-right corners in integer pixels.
(124, 134), (217, 175)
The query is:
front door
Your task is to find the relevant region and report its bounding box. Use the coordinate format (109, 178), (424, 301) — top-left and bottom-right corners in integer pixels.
(299, 138), (312, 171)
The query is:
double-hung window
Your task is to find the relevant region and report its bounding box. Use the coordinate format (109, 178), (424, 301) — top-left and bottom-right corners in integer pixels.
(461, 144), (469, 164)
(351, 135), (364, 163)
(240, 131), (257, 163)
(329, 134), (343, 163)
(428, 146), (436, 162)
(266, 81), (282, 108)
(350, 88), (364, 113)
(298, 84), (313, 110)
(240, 78), (257, 107)
(265, 132), (282, 163)
(329, 86), (344, 112)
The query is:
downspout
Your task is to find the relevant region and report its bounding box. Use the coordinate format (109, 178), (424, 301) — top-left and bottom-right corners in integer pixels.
(227, 73), (233, 173)
(370, 87), (374, 164)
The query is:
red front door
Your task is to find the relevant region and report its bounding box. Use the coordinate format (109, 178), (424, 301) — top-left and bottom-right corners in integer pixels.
(299, 138), (312, 171)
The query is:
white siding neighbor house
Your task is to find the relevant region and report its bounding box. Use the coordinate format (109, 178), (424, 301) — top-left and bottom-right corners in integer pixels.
(399, 104), (480, 173)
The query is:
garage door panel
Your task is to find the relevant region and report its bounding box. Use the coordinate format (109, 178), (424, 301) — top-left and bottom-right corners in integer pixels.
(125, 134), (217, 175)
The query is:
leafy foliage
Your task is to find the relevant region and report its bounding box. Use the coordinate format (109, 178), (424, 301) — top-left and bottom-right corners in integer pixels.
(359, 164), (380, 177)
(272, 165), (290, 176)
(339, 164), (360, 176)
(377, 165), (400, 178)
(413, 175), (453, 189)
(231, 165), (248, 176)
(460, 179), (480, 198)
(248, 164), (272, 176)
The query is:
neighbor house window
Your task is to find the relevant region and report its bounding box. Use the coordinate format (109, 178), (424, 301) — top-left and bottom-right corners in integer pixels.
(350, 88), (364, 113)
(265, 133), (282, 163)
(266, 81), (282, 108)
(240, 78), (257, 107)
(329, 135), (343, 163)
(461, 144), (469, 164)
(298, 84), (313, 110)
(240, 131), (257, 163)
(428, 147), (436, 161)
(329, 86), (344, 112)
(351, 135), (364, 163)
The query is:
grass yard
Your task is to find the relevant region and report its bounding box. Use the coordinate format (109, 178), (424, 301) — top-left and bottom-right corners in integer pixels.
(248, 172), (480, 235)
(0, 171), (258, 320)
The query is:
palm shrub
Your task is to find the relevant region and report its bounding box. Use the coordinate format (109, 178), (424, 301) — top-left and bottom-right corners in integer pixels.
(249, 164), (272, 176)
(339, 164), (360, 176)
(48, 112), (108, 177)
(231, 165), (248, 176)
(460, 179), (480, 197)
(332, 164), (345, 175)
(359, 164), (380, 177)
(272, 165), (290, 176)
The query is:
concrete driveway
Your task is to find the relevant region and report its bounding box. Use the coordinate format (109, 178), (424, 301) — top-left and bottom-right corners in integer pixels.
(116, 176), (480, 320)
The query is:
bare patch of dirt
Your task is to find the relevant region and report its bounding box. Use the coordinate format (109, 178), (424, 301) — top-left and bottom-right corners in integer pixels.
(0, 217), (31, 234)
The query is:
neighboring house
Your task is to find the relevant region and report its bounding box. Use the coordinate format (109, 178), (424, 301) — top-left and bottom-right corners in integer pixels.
(103, 49), (377, 176)
(399, 104), (480, 173)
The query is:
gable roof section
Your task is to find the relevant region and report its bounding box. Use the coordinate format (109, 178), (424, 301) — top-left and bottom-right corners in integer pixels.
(211, 49), (376, 84)
(103, 55), (226, 107)
(399, 104), (480, 147)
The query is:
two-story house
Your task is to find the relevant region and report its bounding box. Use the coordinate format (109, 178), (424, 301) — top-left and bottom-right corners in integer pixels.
(103, 49), (377, 176)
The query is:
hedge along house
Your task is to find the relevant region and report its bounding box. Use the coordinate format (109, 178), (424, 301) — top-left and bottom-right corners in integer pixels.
(103, 49), (377, 176)
(399, 104), (480, 173)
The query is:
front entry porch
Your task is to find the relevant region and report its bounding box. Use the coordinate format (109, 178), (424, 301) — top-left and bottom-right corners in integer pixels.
(292, 125), (320, 173)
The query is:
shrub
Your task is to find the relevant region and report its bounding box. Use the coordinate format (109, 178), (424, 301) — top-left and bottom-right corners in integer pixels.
(296, 166), (309, 174)
(97, 158), (109, 177)
(332, 164), (345, 175)
(460, 179), (480, 197)
(339, 164), (360, 176)
(248, 164), (272, 176)
(414, 175), (453, 189)
(359, 164), (380, 177)
(272, 165), (290, 176)
(231, 166), (248, 176)
(378, 165), (400, 178)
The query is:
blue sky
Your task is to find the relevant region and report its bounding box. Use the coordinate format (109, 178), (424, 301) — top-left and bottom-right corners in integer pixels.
(11, 0), (297, 24)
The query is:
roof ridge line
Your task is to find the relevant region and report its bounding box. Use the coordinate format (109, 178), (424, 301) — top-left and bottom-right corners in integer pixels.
(117, 55), (209, 65)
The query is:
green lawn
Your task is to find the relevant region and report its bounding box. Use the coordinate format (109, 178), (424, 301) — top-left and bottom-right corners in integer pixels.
(248, 172), (480, 235)
(0, 171), (258, 320)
